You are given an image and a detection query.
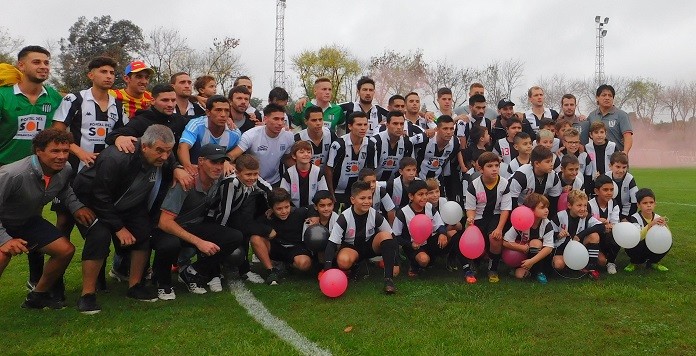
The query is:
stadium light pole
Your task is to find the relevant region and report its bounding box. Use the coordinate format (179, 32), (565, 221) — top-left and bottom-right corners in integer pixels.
(595, 16), (609, 87)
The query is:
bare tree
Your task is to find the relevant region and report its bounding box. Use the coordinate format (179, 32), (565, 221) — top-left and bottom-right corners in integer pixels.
(533, 74), (587, 112)
(424, 60), (476, 109)
(203, 37), (243, 95)
(368, 49), (428, 105)
(140, 27), (193, 83)
(0, 26), (23, 63)
(480, 58), (525, 106)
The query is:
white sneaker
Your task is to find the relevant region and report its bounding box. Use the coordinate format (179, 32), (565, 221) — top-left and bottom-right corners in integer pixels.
(245, 271), (265, 284)
(207, 277), (223, 292)
(607, 263), (617, 275)
(251, 254), (260, 263)
(157, 286), (176, 301)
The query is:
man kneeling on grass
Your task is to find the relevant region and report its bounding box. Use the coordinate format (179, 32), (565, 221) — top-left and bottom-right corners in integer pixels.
(322, 181), (400, 294)
(153, 144), (243, 298)
(250, 187), (318, 285)
(0, 129), (96, 309)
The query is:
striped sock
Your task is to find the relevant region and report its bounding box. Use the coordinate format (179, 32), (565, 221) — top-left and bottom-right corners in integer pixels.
(587, 243), (600, 270)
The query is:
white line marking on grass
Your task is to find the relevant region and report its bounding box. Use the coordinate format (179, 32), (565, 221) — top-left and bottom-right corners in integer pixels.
(662, 202), (696, 207)
(230, 281), (332, 356)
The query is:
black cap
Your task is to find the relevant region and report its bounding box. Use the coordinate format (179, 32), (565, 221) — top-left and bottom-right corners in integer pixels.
(497, 99), (515, 109)
(199, 144), (230, 162)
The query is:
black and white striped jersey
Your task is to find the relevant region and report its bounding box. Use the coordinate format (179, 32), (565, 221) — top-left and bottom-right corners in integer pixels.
(382, 176), (420, 209)
(215, 175), (272, 226)
(53, 88), (128, 172)
(465, 175), (512, 220)
(294, 127), (337, 168)
(607, 171), (638, 216)
(585, 141), (616, 176)
(392, 202), (445, 246)
(372, 185), (396, 213)
(412, 133), (460, 180)
(326, 134), (377, 194)
(371, 130), (414, 181)
(280, 164), (328, 207)
(492, 137), (517, 164)
(552, 210), (602, 247)
(503, 218), (555, 248)
(329, 207), (391, 245)
(588, 197), (619, 224)
(507, 163), (562, 207)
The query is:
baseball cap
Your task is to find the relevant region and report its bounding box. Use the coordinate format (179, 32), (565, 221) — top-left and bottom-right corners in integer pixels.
(497, 99), (515, 109)
(199, 144), (230, 162)
(124, 60), (155, 76)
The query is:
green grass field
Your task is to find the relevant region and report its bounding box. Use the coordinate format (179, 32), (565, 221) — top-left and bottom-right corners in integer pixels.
(1, 168), (694, 355)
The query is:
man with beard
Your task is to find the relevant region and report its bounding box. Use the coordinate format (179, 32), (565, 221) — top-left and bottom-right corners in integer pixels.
(170, 72), (205, 120)
(340, 76), (388, 136)
(0, 46), (62, 165)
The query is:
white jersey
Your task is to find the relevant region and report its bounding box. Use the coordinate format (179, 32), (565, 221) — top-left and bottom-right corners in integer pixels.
(585, 141), (617, 175)
(294, 127), (335, 168)
(237, 126), (294, 184)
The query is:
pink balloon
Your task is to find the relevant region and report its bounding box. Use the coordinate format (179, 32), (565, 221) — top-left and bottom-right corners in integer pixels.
(459, 225), (485, 259)
(557, 192), (569, 212)
(511, 206), (534, 231)
(409, 214), (433, 244)
(319, 269), (348, 298)
(502, 249), (526, 268)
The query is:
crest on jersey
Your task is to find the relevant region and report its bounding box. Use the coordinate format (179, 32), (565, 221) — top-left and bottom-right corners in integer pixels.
(608, 120), (616, 128)
(279, 144), (286, 151)
(42, 104), (52, 113)
(324, 144), (329, 150)
(367, 227), (374, 235)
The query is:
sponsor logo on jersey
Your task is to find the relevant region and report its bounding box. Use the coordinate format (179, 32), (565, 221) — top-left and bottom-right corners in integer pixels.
(257, 145), (268, 152)
(347, 228), (355, 238)
(15, 114), (47, 140)
(87, 122), (112, 143)
(367, 227), (374, 235)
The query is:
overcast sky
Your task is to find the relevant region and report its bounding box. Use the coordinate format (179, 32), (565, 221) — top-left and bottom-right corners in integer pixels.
(4, 0), (696, 110)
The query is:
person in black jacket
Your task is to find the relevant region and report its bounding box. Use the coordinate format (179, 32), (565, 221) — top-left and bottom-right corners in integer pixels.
(73, 124), (188, 314)
(491, 99), (537, 143)
(102, 84), (192, 280)
(105, 83), (188, 155)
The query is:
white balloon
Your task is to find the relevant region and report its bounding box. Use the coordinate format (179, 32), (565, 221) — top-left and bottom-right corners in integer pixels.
(645, 225), (672, 254)
(612, 222), (641, 249)
(440, 201), (463, 225)
(563, 240), (590, 270)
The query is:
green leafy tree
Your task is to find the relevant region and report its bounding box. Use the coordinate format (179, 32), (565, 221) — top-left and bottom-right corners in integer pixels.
(58, 16), (147, 92)
(292, 45), (361, 102)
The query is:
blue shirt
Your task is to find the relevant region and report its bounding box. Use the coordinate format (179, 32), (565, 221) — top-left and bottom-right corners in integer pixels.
(180, 116), (241, 161)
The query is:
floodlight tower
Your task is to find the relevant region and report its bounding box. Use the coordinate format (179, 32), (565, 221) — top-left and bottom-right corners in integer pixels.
(274, 0), (286, 88)
(595, 16), (609, 87)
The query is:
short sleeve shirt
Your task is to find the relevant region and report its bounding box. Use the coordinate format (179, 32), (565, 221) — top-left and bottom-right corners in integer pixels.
(237, 126), (294, 184)
(587, 107), (632, 152)
(0, 84), (63, 165)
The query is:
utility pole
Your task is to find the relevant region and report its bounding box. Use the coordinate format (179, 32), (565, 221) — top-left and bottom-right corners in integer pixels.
(274, 0), (286, 88)
(595, 16), (609, 87)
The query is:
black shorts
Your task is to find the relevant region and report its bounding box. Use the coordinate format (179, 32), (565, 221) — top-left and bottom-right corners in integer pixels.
(4, 216), (64, 250)
(269, 241), (311, 264)
(78, 209), (152, 260)
(339, 240), (378, 261)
